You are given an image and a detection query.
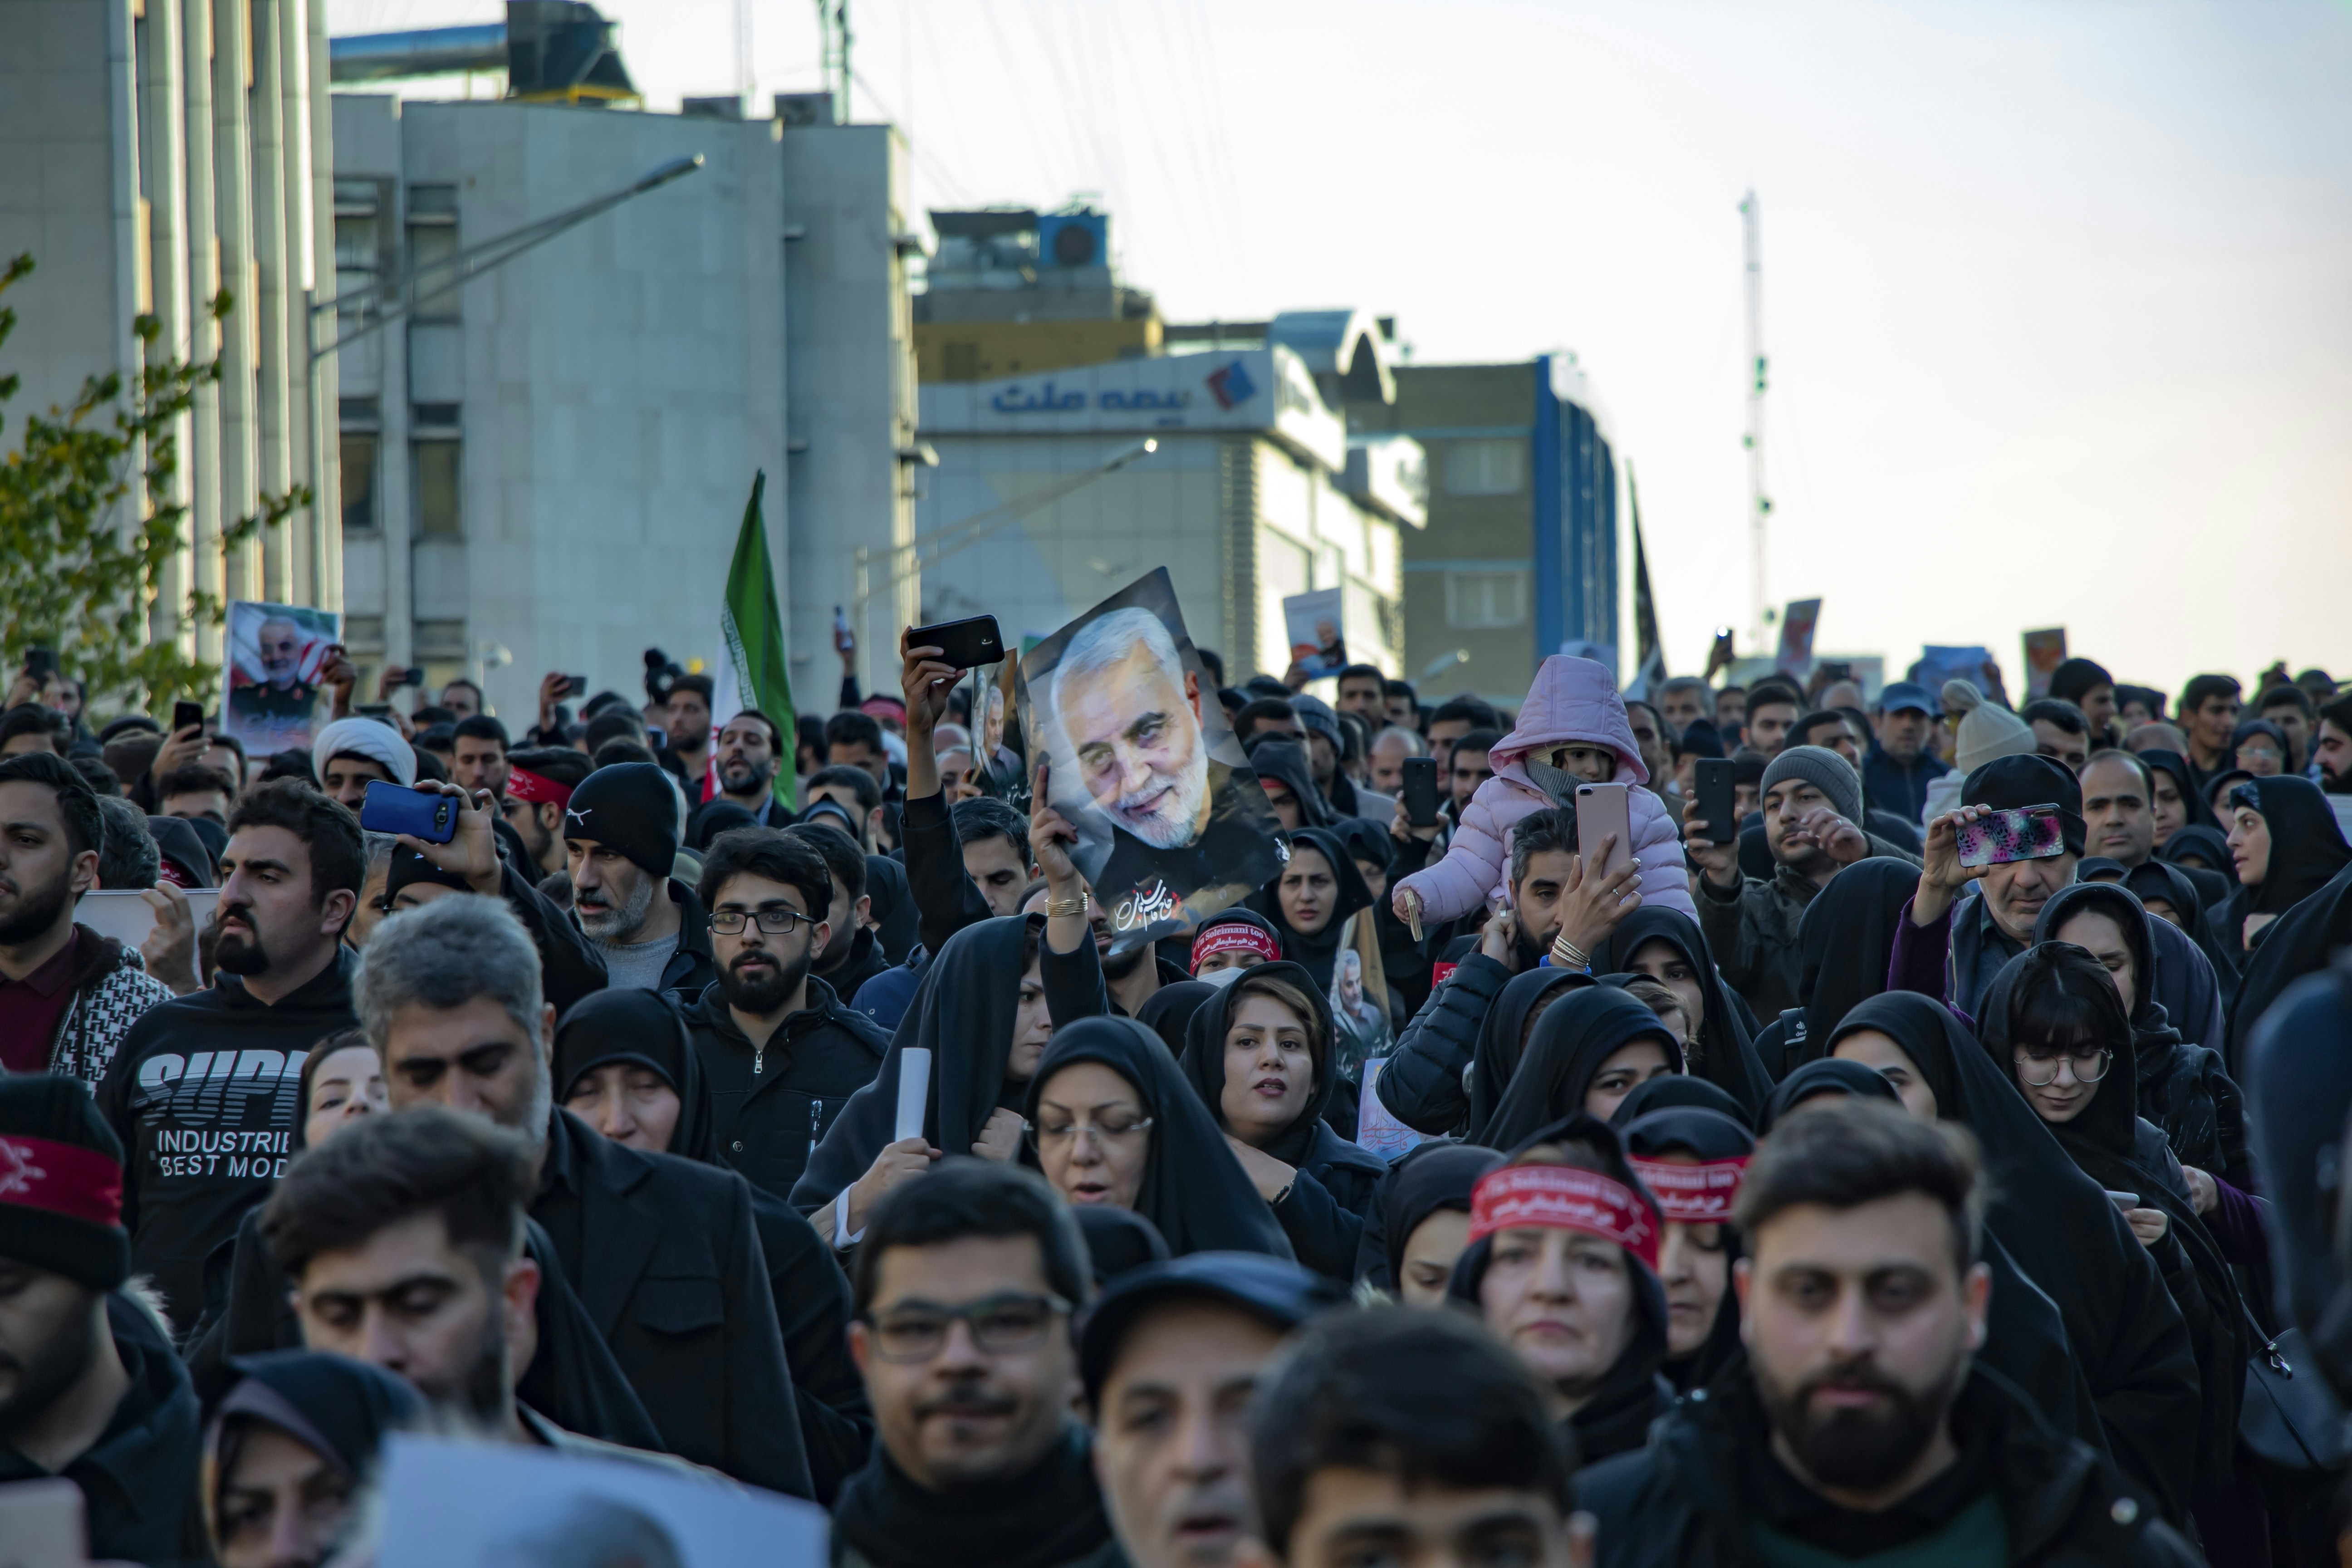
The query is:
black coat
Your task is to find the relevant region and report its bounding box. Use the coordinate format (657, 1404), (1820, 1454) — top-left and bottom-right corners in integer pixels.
(816, 924), (893, 1006)
(678, 977), (890, 1204)
(655, 877), (721, 995)
(1377, 951), (1521, 1137)
(533, 1108), (813, 1497)
(1580, 1366), (2200, 1568)
(900, 789), (996, 960)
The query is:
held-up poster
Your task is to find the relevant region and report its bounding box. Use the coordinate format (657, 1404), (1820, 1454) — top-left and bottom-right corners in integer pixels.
(2022, 628), (2067, 700)
(1018, 568), (1285, 953)
(220, 600), (340, 759)
(1282, 587), (1348, 680)
(1774, 598), (1822, 677)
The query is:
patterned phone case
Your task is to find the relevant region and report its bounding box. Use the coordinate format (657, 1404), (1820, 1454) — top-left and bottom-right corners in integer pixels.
(1955, 805), (2064, 868)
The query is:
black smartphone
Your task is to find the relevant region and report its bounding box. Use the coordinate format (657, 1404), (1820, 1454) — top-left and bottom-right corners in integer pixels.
(907, 615), (1003, 671)
(394, 666), (426, 688)
(172, 700), (204, 735)
(23, 647), (56, 682)
(357, 780), (457, 843)
(1401, 756), (1440, 827)
(354, 702), (393, 719)
(561, 674), (588, 698)
(1693, 758), (1738, 845)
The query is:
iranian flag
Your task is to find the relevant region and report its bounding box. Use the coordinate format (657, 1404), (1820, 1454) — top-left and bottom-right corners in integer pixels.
(710, 470), (799, 809)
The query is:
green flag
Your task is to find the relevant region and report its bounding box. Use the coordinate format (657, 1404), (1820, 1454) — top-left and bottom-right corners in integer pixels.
(712, 470), (798, 809)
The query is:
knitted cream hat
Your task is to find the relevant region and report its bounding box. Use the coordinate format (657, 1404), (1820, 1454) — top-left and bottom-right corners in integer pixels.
(1941, 680), (2035, 775)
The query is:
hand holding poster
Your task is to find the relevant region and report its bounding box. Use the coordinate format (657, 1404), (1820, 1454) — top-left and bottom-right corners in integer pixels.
(1018, 568), (1285, 952)
(1282, 587), (1348, 680)
(221, 600), (341, 758)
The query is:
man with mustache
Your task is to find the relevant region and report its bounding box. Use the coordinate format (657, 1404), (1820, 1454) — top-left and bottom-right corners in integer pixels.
(833, 1158), (1122, 1568)
(96, 779), (363, 1333)
(1581, 1097), (2196, 1566)
(675, 829), (887, 1202)
(563, 761), (716, 994)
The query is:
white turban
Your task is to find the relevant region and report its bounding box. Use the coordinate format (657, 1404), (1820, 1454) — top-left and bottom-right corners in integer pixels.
(311, 717), (417, 787)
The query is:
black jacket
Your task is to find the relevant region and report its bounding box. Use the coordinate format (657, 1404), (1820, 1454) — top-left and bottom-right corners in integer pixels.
(500, 856), (610, 1013)
(96, 946), (358, 1334)
(1377, 951), (1515, 1136)
(658, 877), (720, 995)
(0, 1294), (205, 1567)
(679, 977), (890, 1204)
(745, 1185), (875, 1504)
(1581, 1366), (2199, 1568)
(816, 925), (892, 1007)
(900, 791), (995, 961)
(533, 1108), (813, 1497)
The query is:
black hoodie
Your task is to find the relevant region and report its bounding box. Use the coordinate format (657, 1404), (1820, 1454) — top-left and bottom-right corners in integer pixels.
(1592, 906), (1774, 1118)
(97, 946), (358, 1334)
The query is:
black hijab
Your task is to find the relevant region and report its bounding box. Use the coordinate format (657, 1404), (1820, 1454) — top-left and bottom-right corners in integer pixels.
(1620, 1106), (1754, 1392)
(1467, 968), (1594, 1142)
(1758, 1056), (1900, 1134)
(832, 1425), (1112, 1568)
(2226, 774), (2352, 918)
(1028, 1016), (1295, 1260)
(790, 914), (1042, 1210)
(1823, 993), (2200, 1520)
(1479, 986), (1685, 1153)
(1366, 1141), (1504, 1290)
(146, 815), (216, 888)
(206, 1350), (422, 1499)
(1248, 739), (1333, 828)
(1593, 906), (1772, 1118)
(864, 854), (921, 964)
(1134, 980), (1216, 1057)
(2030, 882), (2174, 1047)
(1245, 828), (1373, 991)
(2122, 859), (2240, 986)
(2244, 951), (2352, 1392)
(552, 989), (716, 1162)
(1608, 1073), (1752, 1132)
(2159, 823), (2236, 892)
(2227, 717), (2291, 775)
(1177, 960), (1385, 1184)
(2140, 749), (2220, 837)
(2226, 863), (2352, 1072)
(1446, 1114), (1671, 1468)
(1074, 1205), (1171, 1287)
(1793, 858), (1923, 1054)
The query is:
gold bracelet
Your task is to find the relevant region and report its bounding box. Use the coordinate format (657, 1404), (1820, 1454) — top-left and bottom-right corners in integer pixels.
(1045, 893), (1090, 919)
(1551, 933), (1591, 970)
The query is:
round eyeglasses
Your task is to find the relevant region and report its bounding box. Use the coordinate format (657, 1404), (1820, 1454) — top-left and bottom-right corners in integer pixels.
(2013, 1047), (2112, 1088)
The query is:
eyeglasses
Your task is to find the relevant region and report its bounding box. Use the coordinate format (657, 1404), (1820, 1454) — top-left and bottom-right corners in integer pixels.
(2013, 1047), (2112, 1088)
(861, 1292), (1073, 1362)
(1026, 1114), (1154, 1155)
(708, 908), (809, 936)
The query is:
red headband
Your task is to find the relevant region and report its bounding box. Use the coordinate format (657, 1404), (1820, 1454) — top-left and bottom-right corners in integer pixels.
(1470, 1164), (1657, 1270)
(0, 1135), (125, 1230)
(506, 767), (573, 808)
(1629, 1156), (1748, 1225)
(1192, 921), (1281, 971)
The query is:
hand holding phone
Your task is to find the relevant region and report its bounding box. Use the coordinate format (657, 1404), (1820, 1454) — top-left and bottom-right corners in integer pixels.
(1691, 758), (1737, 845)
(1955, 804), (2065, 868)
(906, 615), (1003, 673)
(1574, 782), (1636, 881)
(358, 780), (459, 844)
(172, 700), (205, 736)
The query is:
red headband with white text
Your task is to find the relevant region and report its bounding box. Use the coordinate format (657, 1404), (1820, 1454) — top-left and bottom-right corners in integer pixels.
(506, 767), (573, 809)
(1628, 1157), (1748, 1225)
(1191, 921), (1281, 971)
(1469, 1163), (1658, 1271)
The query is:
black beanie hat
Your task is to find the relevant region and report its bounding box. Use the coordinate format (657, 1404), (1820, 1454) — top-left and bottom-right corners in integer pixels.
(562, 762), (682, 877)
(0, 1078), (132, 1291)
(1961, 752), (2086, 856)
(384, 846), (475, 905)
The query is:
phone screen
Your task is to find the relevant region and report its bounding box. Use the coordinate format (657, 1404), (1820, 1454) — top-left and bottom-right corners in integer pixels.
(1955, 805), (2066, 868)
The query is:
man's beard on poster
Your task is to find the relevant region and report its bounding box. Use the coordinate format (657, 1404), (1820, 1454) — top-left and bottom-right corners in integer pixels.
(1755, 1351), (1964, 1492)
(577, 870), (657, 943)
(0, 864), (72, 947)
(1098, 738), (1212, 853)
(720, 939), (812, 1015)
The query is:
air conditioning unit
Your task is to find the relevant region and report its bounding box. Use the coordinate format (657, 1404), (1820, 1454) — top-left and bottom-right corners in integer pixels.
(1036, 211), (1107, 270)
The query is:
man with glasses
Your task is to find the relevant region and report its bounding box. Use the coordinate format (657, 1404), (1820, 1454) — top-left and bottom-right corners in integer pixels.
(676, 828), (889, 1203)
(834, 1158), (1122, 1568)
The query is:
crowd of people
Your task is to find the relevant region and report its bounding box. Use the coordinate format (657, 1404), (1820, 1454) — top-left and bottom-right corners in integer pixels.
(3, 630), (2352, 1568)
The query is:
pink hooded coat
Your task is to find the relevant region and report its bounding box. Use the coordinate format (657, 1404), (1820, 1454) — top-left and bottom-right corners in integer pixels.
(1393, 656), (1695, 923)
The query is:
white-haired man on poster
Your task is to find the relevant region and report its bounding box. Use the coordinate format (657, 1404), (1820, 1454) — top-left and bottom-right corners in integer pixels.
(1045, 605), (1279, 936)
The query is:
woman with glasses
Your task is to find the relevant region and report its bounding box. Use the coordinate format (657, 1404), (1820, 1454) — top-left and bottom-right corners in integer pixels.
(1176, 964), (1388, 1281)
(1022, 1016), (1291, 1259)
(1978, 944), (2260, 1567)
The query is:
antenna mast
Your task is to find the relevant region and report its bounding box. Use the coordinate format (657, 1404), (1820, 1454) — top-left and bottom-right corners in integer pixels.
(1740, 190), (1769, 649)
(818, 0), (852, 124)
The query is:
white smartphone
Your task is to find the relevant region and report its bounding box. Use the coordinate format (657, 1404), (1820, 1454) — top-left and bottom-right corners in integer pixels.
(0, 1477), (87, 1568)
(1573, 782), (1636, 881)
(74, 887), (222, 949)
(2103, 1189), (2140, 1212)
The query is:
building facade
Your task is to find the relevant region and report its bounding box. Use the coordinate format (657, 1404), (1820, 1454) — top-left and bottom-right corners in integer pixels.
(0, 0), (341, 665)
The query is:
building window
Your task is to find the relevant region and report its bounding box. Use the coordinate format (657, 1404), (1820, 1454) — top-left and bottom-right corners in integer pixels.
(407, 185), (460, 321)
(413, 441), (461, 537)
(1445, 438), (1525, 498)
(341, 435), (378, 533)
(1446, 571), (1528, 630)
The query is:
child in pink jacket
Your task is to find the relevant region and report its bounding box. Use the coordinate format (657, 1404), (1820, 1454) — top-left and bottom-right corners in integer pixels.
(1392, 655), (1695, 926)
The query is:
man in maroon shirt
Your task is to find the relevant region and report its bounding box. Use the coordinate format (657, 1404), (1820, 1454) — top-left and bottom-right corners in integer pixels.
(0, 755), (170, 1082)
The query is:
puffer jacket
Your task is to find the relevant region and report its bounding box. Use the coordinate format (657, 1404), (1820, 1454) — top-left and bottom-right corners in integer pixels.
(47, 926), (173, 1088)
(1392, 656), (1693, 923)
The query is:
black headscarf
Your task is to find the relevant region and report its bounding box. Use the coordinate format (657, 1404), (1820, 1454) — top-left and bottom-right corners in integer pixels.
(1244, 828), (1373, 991)
(2226, 864), (2352, 1073)
(2227, 717), (2291, 774)
(1757, 1056), (1900, 1134)
(1027, 1016), (1294, 1260)
(1592, 907), (1772, 1118)
(1445, 1114), (1671, 1468)
(864, 854), (921, 964)
(790, 915), (1042, 1210)
(1608, 1073), (1752, 1131)
(1363, 1141), (1504, 1290)
(1467, 968), (1594, 1142)
(2122, 859), (2240, 986)
(1247, 739), (1333, 828)
(1620, 1106), (1754, 1392)
(146, 815), (216, 888)
(205, 1349), (422, 1503)
(832, 1426), (1112, 1568)
(1134, 980), (1216, 1058)
(1478, 986), (1684, 1153)
(2225, 774), (2352, 919)
(1823, 992), (2200, 1521)
(1074, 1205), (1171, 1287)
(2139, 749), (2220, 837)
(2159, 823), (2236, 890)
(553, 989), (715, 1162)
(1793, 858), (1922, 1054)
(1976, 946), (2246, 1486)
(1329, 816), (1395, 880)
(2244, 952), (2352, 1394)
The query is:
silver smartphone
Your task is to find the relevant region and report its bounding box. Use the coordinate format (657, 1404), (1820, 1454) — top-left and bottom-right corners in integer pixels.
(74, 887), (222, 949)
(1574, 781), (1636, 880)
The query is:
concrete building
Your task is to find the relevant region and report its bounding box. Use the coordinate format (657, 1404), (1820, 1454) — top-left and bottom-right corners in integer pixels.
(326, 83), (916, 715)
(0, 0), (341, 662)
(1344, 356), (1622, 705)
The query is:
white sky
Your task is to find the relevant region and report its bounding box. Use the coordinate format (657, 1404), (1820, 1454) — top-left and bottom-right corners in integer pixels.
(332, 0), (2352, 698)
